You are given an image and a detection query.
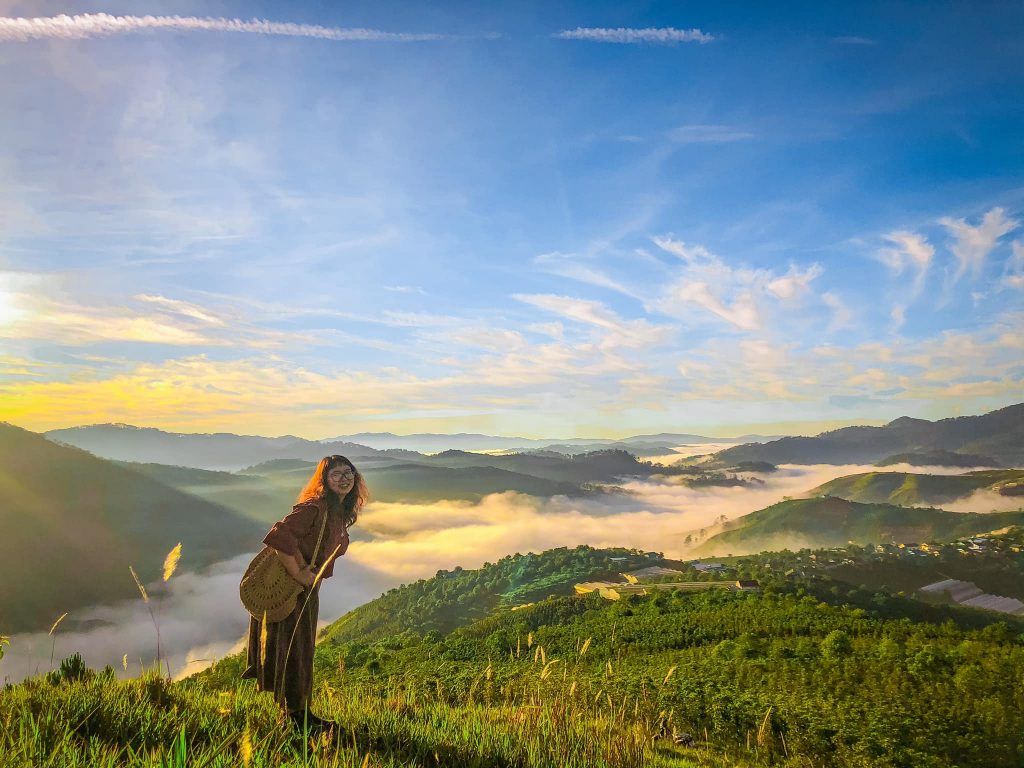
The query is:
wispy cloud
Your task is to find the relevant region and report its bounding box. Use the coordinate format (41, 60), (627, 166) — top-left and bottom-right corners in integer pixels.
(669, 125), (754, 143)
(513, 293), (672, 349)
(1003, 241), (1024, 290)
(0, 13), (446, 42)
(890, 304), (907, 330)
(821, 291), (852, 331)
(939, 207), (1019, 282)
(766, 263), (824, 301)
(555, 27), (714, 44)
(877, 230), (934, 295)
(673, 283), (760, 331)
(134, 294), (227, 327)
(533, 252), (642, 299)
(833, 36), (875, 45)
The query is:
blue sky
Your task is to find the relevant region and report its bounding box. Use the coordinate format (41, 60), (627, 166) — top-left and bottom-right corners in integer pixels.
(0, 1), (1021, 438)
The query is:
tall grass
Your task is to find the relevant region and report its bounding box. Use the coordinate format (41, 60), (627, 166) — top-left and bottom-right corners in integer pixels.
(0, 664), (764, 767)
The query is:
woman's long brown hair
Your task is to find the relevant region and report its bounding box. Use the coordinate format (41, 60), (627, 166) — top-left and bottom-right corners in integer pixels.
(296, 455), (367, 528)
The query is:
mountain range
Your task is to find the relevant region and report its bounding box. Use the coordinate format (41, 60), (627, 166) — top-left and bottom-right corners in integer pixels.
(710, 403), (1023, 466)
(44, 424), (767, 470)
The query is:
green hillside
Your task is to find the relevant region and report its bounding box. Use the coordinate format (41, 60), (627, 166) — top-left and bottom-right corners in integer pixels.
(0, 423), (264, 633)
(361, 463), (587, 502)
(422, 448), (651, 483)
(6, 543), (1024, 766)
(195, 545), (1023, 768)
(875, 449), (1001, 467)
(807, 469), (1024, 506)
(694, 496), (1024, 556)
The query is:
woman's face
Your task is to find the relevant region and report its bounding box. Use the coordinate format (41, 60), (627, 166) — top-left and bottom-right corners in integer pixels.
(325, 463), (356, 497)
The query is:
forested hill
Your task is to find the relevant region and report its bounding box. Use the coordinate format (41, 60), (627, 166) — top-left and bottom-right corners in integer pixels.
(198, 543), (1024, 767)
(693, 496), (1024, 556)
(319, 547), (659, 645)
(807, 468), (1024, 506)
(0, 422), (264, 633)
(710, 402), (1024, 466)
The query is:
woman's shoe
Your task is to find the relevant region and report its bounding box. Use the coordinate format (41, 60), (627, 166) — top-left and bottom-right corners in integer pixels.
(290, 710), (334, 733)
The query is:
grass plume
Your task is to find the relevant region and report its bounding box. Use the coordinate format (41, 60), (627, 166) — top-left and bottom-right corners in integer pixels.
(162, 542), (182, 582)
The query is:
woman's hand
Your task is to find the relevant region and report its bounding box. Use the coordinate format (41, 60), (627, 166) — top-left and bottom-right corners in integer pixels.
(270, 548), (316, 587)
(295, 565), (315, 588)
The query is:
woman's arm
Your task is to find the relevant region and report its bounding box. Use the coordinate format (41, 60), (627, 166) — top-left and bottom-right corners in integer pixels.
(272, 548), (314, 587)
(263, 501), (320, 586)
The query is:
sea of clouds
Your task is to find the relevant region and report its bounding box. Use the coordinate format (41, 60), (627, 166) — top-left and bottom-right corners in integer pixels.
(0, 457), (1012, 684)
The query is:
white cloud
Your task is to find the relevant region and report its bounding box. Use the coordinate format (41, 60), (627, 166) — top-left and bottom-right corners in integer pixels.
(939, 207), (1019, 282)
(555, 27), (714, 44)
(446, 327), (526, 353)
(0, 13), (446, 42)
(134, 294), (228, 327)
(533, 252), (641, 299)
(650, 237), (715, 263)
(673, 282), (760, 330)
(877, 230), (934, 295)
(766, 263), (824, 301)
(668, 125), (754, 143)
(513, 293), (672, 349)
(822, 291), (853, 330)
(1001, 241), (1024, 289)
(890, 304), (906, 330)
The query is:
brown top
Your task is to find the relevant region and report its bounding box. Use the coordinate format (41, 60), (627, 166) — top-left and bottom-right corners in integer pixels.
(262, 498), (349, 579)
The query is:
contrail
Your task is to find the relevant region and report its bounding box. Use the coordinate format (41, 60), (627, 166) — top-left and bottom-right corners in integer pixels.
(556, 27), (713, 44)
(0, 13), (446, 42)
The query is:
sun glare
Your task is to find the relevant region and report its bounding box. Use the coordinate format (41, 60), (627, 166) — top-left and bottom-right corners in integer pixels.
(0, 287), (26, 326)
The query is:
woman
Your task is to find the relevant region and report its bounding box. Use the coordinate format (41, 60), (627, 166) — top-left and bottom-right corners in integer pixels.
(241, 455), (367, 731)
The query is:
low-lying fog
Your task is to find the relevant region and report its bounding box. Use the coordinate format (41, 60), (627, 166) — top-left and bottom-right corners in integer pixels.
(1, 459), (1014, 685)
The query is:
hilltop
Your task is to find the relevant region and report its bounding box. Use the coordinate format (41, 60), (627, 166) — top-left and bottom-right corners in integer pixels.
(693, 496), (1024, 556)
(807, 468), (1024, 507)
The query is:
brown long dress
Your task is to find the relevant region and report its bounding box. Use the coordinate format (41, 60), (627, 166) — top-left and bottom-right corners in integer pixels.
(241, 498), (349, 713)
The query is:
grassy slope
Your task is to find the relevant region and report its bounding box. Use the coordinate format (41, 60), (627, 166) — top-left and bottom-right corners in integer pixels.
(197, 544), (1024, 768)
(6, 543), (1024, 766)
(0, 423), (264, 633)
(808, 469), (1024, 506)
(693, 496), (1024, 556)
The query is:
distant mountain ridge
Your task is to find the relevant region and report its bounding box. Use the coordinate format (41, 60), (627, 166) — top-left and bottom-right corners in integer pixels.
(322, 431), (771, 454)
(711, 403), (1024, 467)
(45, 423), (388, 471)
(43, 424), (775, 469)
